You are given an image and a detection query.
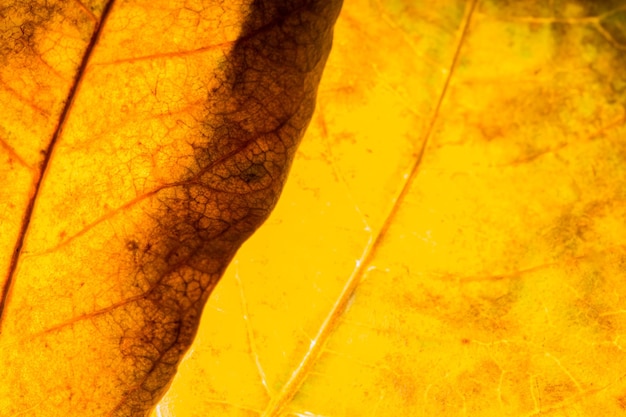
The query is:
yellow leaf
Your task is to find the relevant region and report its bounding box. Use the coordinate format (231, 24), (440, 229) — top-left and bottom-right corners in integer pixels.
(154, 0), (626, 416)
(0, 0), (341, 415)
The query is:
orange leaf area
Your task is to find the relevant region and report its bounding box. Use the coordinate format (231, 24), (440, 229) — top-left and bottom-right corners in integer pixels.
(155, 1), (626, 416)
(0, 0), (340, 416)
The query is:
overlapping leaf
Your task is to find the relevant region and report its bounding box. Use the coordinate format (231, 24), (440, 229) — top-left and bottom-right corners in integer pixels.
(0, 0), (341, 415)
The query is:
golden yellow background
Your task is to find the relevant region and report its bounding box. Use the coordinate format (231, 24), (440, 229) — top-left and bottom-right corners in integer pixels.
(153, 0), (626, 416)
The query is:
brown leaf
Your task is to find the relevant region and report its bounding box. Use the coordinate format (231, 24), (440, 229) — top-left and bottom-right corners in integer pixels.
(0, 1), (342, 415)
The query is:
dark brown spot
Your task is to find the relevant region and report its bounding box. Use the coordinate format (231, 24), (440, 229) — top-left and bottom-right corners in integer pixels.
(240, 163), (268, 184)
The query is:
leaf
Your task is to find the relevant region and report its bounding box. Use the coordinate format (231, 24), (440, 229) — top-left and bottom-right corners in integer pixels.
(0, 0), (342, 416)
(152, 0), (626, 416)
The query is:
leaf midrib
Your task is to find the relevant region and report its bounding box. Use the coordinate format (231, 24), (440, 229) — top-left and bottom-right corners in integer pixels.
(0, 0), (117, 332)
(259, 0), (479, 415)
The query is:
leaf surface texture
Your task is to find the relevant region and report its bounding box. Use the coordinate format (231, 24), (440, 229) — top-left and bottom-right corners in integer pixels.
(0, 0), (341, 415)
(155, 1), (626, 416)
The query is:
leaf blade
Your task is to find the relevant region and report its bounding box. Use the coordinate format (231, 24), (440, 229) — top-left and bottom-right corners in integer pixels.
(0, 0), (342, 415)
(156, 0), (626, 416)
